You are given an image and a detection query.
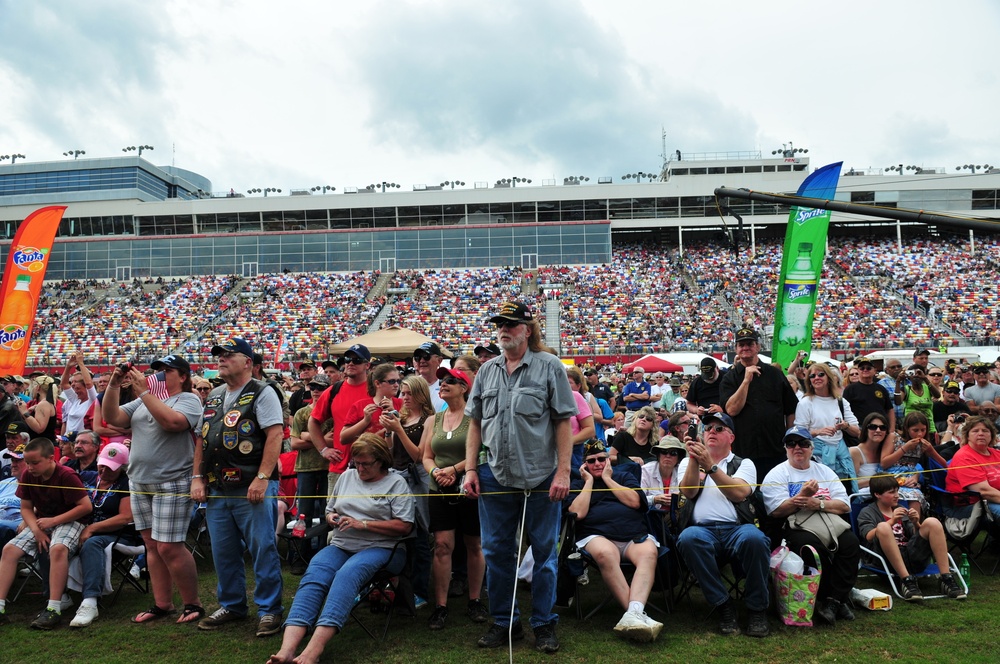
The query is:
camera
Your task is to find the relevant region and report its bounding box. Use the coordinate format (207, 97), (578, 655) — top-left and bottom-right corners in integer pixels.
(955, 413), (968, 424)
(905, 369), (917, 377)
(687, 422), (699, 440)
(117, 361), (134, 374)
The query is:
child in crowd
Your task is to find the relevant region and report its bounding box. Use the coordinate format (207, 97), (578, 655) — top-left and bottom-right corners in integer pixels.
(857, 474), (965, 602)
(0, 437), (92, 629)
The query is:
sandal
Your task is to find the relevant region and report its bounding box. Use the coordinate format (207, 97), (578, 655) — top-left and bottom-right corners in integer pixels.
(177, 604), (206, 624)
(132, 605), (176, 624)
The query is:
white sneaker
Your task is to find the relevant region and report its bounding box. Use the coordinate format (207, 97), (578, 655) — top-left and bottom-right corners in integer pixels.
(639, 611), (664, 641)
(129, 564), (142, 580)
(70, 605), (98, 628)
(613, 610), (654, 642)
(60, 595), (73, 612)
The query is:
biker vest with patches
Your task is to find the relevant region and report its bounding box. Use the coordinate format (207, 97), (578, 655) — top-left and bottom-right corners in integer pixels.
(202, 379), (273, 488)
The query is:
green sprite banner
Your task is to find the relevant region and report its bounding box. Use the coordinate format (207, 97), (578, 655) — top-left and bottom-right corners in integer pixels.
(773, 161), (842, 369)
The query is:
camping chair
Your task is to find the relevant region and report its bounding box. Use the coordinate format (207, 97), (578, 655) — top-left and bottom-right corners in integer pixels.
(66, 526), (148, 607)
(10, 554), (45, 603)
(848, 494), (968, 600)
(924, 458), (997, 575)
(349, 538), (414, 640)
(186, 503), (209, 559)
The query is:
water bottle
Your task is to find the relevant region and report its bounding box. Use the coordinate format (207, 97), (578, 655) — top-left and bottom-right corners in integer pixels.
(960, 553), (971, 587)
(292, 518), (306, 538)
(776, 242), (818, 347)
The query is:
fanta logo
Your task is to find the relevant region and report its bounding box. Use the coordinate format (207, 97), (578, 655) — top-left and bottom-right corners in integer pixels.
(786, 284), (815, 301)
(794, 208), (826, 225)
(0, 325), (27, 351)
(12, 246), (46, 273)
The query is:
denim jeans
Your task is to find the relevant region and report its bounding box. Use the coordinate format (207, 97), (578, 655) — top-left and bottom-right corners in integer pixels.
(477, 463), (560, 628)
(677, 522), (771, 611)
(295, 471), (328, 525)
(77, 534), (120, 599)
(285, 544), (404, 629)
(206, 481), (284, 615)
(0, 519), (20, 547)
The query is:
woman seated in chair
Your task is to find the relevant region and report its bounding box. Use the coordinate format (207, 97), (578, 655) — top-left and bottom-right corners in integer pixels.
(945, 415), (1000, 519)
(269, 434), (414, 664)
(566, 439), (663, 643)
(68, 442), (137, 628)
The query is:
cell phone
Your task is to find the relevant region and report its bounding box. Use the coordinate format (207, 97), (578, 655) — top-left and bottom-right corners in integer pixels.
(386, 410), (399, 419)
(687, 422), (699, 440)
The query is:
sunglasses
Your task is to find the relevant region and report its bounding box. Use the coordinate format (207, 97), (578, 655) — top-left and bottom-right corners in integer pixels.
(495, 321), (522, 330)
(659, 449), (683, 457)
(412, 352), (433, 361)
(928, 372), (943, 377)
(808, 373), (826, 379)
(382, 378), (402, 385)
(866, 423), (888, 431)
(638, 415), (655, 422)
(975, 369), (990, 374)
(584, 456), (608, 465)
(345, 356), (368, 365)
(784, 439), (812, 449)
(196, 386), (212, 392)
(704, 425), (729, 433)
(945, 388), (961, 395)
(859, 365), (875, 370)
(441, 376), (465, 386)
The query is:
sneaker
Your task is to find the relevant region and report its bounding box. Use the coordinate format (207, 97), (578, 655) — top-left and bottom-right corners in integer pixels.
(718, 600), (740, 635)
(467, 599), (488, 623)
(198, 607), (246, 630)
(428, 605), (448, 630)
(940, 573), (967, 600)
(0, 611), (9, 626)
(533, 621), (560, 653)
(576, 568), (589, 586)
(814, 599), (837, 625)
(746, 610), (769, 638)
(835, 599), (855, 621)
(900, 575), (923, 602)
(256, 613), (282, 637)
(30, 608), (61, 630)
(60, 595), (73, 612)
(613, 610), (658, 642)
(448, 576), (467, 598)
(478, 621), (524, 648)
(639, 612), (664, 641)
(70, 605), (99, 628)
(414, 595), (428, 610)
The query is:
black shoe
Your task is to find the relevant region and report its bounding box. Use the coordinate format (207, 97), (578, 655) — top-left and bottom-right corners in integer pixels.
(0, 612), (8, 626)
(746, 610), (769, 638)
(900, 575), (923, 602)
(718, 600), (740, 636)
(428, 605), (448, 630)
(30, 608), (61, 630)
(478, 621), (524, 648)
(835, 599), (855, 621)
(533, 621), (560, 653)
(814, 599), (837, 625)
(290, 558), (308, 576)
(448, 576), (468, 598)
(467, 599), (488, 623)
(940, 573), (967, 600)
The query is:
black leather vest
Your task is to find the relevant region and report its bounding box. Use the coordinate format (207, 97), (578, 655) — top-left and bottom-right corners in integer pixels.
(202, 379), (272, 488)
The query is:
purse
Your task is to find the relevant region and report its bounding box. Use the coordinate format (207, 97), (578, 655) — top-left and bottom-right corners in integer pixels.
(770, 545), (822, 627)
(786, 508), (850, 551)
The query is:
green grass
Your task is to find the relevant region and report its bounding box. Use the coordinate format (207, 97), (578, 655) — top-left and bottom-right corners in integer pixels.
(3, 546), (999, 664)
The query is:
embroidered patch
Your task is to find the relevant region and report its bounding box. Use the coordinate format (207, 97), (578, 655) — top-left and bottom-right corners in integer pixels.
(223, 431), (238, 450)
(224, 410), (240, 427)
(238, 439), (254, 454)
(238, 419), (256, 435)
(237, 393), (255, 406)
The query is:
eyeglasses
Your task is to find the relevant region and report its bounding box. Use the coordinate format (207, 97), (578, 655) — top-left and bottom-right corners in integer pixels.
(704, 425), (729, 433)
(975, 369), (990, 374)
(672, 420), (691, 428)
(382, 378), (402, 385)
(784, 439), (812, 449)
(412, 352), (432, 361)
(584, 457), (608, 465)
(808, 373), (826, 379)
(866, 423), (888, 431)
(345, 357), (367, 365)
(859, 365), (875, 371)
(441, 376), (464, 386)
(495, 321), (522, 330)
(354, 460), (378, 469)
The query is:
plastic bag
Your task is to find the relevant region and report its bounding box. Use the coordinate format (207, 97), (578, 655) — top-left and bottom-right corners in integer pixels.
(780, 549), (804, 575)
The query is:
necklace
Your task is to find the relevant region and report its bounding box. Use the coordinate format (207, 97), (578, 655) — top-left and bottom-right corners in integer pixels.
(443, 409), (463, 440)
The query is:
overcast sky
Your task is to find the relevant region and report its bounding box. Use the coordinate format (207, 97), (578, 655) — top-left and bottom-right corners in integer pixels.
(2, 0), (997, 195)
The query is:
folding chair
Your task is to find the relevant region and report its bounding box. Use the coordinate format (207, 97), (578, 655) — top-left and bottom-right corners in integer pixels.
(10, 554), (45, 603)
(924, 458), (997, 575)
(108, 530), (148, 606)
(349, 539), (413, 640)
(848, 494), (968, 600)
(186, 503), (209, 559)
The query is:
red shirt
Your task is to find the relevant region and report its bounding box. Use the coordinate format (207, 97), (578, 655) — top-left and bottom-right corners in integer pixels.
(344, 397), (403, 438)
(946, 445), (1000, 503)
(16, 463), (87, 520)
(311, 380), (371, 474)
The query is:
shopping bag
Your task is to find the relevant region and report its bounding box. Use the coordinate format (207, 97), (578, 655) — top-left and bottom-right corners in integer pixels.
(770, 544), (822, 627)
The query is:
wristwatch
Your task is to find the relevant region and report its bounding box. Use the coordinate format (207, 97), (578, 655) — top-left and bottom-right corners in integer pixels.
(818, 497), (826, 510)
(708, 464), (719, 475)
(256, 472), (268, 481)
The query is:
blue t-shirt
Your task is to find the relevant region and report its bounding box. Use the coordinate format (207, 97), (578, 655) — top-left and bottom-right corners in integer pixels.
(622, 381), (652, 411)
(567, 466), (648, 542)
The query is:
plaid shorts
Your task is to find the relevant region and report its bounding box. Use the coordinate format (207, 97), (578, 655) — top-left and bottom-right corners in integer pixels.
(10, 520), (85, 556)
(130, 479), (194, 543)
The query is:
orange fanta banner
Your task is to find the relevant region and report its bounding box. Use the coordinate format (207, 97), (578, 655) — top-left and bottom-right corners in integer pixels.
(0, 206), (67, 376)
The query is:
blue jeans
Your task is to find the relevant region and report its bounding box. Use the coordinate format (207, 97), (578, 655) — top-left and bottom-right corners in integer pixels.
(0, 519), (20, 547)
(206, 481), (284, 616)
(78, 534), (121, 599)
(477, 463), (560, 628)
(677, 522), (771, 611)
(285, 544), (404, 629)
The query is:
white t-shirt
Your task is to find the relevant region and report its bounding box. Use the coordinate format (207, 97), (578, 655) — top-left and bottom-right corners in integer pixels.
(761, 461), (849, 515)
(794, 395), (858, 446)
(61, 386), (98, 432)
(677, 452), (756, 525)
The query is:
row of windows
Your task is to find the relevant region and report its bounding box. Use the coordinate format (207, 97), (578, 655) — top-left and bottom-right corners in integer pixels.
(668, 163), (808, 176)
(0, 224), (611, 280)
(0, 167), (192, 202)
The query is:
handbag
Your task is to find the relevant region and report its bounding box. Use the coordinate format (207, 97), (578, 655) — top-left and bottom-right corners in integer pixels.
(770, 545), (822, 627)
(786, 508), (850, 551)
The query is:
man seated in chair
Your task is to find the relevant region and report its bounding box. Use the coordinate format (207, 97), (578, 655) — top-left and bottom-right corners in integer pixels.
(0, 445), (26, 546)
(566, 439), (664, 643)
(857, 474), (966, 602)
(675, 413), (770, 638)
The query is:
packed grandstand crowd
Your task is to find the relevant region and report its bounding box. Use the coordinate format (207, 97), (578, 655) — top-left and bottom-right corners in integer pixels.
(22, 233), (1000, 369)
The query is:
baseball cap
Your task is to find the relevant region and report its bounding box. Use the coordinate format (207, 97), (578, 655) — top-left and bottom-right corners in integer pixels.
(913, 348), (930, 357)
(854, 357), (874, 366)
(783, 425), (813, 444)
(298, 361), (316, 370)
(631, 366), (645, 375)
(321, 359), (339, 370)
(6, 421), (27, 436)
(308, 374), (331, 390)
(474, 342), (501, 357)
(436, 367), (471, 388)
(150, 354), (191, 373)
(97, 442), (130, 471)
(2, 443), (25, 460)
(703, 412), (735, 432)
(944, 380), (961, 392)
(735, 327), (759, 343)
(700, 357), (717, 369)
(489, 301), (534, 325)
(211, 337), (255, 359)
(252, 353), (265, 366)
(344, 344), (372, 362)
(414, 342), (443, 358)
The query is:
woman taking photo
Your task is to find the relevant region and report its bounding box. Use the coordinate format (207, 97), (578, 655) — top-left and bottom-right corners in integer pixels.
(102, 355), (205, 624)
(17, 376), (57, 441)
(611, 405), (658, 465)
(269, 434), (414, 664)
(895, 364), (940, 441)
(340, 363), (402, 446)
(794, 363), (859, 492)
(641, 436), (685, 518)
(762, 426), (860, 626)
(421, 367), (487, 630)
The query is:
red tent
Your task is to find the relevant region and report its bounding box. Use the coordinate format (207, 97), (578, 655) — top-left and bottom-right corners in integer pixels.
(621, 354), (684, 374)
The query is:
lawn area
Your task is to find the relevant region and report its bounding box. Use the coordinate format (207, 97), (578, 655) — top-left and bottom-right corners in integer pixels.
(3, 544), (999, 664)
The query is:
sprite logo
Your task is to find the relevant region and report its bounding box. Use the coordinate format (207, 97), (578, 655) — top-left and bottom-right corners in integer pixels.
(12, 246), (47, 272)
(0, 325), (26, 351)
(794, 208), (826, 225)
(785, 283), (815, 301)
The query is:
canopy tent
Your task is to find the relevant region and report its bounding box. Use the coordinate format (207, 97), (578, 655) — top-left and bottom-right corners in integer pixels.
(622, 354), (684, 374)
(330, 326), (455, 360)
(622, 352), (731, 375)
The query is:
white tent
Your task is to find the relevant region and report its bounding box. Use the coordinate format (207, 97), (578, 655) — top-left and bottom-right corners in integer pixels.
(653, 352), (731, 375)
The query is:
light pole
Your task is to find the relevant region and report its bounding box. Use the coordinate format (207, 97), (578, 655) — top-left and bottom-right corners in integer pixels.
(772, 142), (808, 158)
(495, 177), (531, 187)
(440, 180), (466, 189)
(247, 187), (282, 197)
(0, 154), (25, 164)
(563, 175), (590, 185)
(64, 150), (86, 159)
(956, 164), (994, 174)
(123, 145), (154, 157)
(366, 182), (400, 192)
(622, 171), (657, 182)
(311, 186), (336, 194)
(885, 164), (926, 174)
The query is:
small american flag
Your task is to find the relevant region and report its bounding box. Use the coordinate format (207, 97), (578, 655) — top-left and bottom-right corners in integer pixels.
(146, 372), (170, 400)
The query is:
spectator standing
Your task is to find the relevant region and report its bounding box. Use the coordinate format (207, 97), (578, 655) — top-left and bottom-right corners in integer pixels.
(59, 353), (96, 434)
(621, 368), (652, 428)
(962, 363), (1000, 415)
(687, 358), (725, 418)
(842, 357), (895, 433)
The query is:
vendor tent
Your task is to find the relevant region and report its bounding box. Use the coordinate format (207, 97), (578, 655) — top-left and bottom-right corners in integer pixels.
(330, 326), (455, 360)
